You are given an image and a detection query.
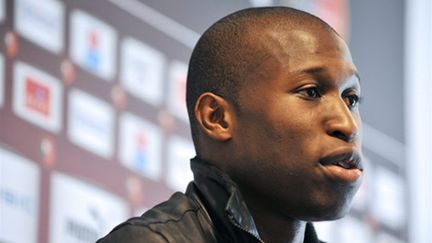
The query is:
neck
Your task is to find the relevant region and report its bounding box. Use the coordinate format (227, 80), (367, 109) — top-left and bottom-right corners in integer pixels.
(245, 196), (307, 243)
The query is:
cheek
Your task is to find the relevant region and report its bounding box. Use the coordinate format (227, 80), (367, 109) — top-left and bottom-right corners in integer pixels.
(270, 110), (321, 151)
(233, 95), (324, 165)
(241, 112), (320, 168)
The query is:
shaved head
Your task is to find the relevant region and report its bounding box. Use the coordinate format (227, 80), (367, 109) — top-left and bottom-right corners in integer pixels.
(100, 7), (361, 242)
(186, 7), (339, 152)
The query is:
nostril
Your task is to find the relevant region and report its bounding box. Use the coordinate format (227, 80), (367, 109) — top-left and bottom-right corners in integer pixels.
(331, 130), (354, 142)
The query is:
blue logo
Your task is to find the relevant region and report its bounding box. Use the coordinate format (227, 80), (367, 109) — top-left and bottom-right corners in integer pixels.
(85, 30), (101, 70)
(133, 132), (149, 172)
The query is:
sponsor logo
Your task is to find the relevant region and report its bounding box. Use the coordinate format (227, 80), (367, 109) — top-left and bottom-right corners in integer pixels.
(70, 10), (117, 80)
(167, 61), (188, 121)
(25, 77), (51, 117)
(85, 30), (102, 70)
(166, 135), (194, 191)
(0, 147), (40, 243)
(132, 132), (149, 171)
(15, 0), (64, 53)
(119, 112), (162, 180)
(13, 61), (62, 133)
(120, 37), (165, 106)
(66, 219), (98, 242)
(49, 173), (128, 243)
(68, 89), (114, 158)
(0, 188), (36, 216)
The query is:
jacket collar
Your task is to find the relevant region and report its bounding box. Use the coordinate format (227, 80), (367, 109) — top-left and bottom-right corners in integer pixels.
(191, 157), (263, 242)
(190, 157), (322, 243)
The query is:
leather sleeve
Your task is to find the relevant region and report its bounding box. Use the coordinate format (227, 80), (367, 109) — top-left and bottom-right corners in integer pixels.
(96, 224), (168, 243)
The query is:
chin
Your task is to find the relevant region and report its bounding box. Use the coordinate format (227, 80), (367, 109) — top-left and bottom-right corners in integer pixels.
(291, 193), (356, 222)
(297, 207), (352, 222)
(309, 182), (361, 221)
(308, 197), (355, 222)
(314, 206), (351, 221)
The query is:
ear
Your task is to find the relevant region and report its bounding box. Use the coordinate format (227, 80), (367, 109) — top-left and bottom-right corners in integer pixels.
(194, 92), (234, 142)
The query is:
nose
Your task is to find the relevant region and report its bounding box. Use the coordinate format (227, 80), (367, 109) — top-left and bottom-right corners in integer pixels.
(325, 98), (360, 143)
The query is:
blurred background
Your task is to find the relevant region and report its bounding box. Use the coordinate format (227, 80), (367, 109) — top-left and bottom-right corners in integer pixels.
(0, 0), (430, 242)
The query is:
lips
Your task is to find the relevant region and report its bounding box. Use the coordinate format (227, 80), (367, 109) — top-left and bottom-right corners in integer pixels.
(319, 148), (363, 184)
(320, 150), (363, 170)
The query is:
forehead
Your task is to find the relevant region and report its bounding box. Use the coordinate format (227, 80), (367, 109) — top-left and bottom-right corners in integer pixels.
(242, 25), (357, 86)
(265, 26), (352, 64)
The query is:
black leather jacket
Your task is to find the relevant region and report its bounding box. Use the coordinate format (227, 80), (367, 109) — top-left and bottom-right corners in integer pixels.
(97, 158), (324, 243)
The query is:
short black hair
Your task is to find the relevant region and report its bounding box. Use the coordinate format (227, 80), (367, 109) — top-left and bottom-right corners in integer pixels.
(186, 7), (337, 151)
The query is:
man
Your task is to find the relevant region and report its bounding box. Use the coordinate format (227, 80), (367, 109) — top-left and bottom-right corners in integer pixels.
(98, 6), (363, 243)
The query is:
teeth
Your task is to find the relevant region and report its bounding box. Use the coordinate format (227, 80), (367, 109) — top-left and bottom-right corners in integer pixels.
(336, 161), (351, 169)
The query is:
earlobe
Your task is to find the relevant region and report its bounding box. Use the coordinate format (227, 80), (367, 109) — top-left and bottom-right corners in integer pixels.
(195, 92), (233, 142)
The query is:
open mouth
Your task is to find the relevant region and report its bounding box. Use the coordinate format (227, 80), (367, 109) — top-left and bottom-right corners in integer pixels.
(319, 149), (364, 183)
(319, 150), (363, 170)
(333, 159), (361, 170)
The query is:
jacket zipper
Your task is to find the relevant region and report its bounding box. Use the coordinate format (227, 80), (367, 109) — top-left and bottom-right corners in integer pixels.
(228, 214), (265, 243)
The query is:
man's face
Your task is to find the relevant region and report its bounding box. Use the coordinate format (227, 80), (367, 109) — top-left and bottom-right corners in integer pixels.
(227, 27), (363, 221)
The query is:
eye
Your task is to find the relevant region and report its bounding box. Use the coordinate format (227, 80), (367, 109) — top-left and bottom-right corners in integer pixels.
(297, 86), (321, 99)
(343, 93), (361, 109)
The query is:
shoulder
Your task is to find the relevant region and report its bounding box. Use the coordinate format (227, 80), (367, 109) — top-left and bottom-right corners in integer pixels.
(97, 190), (215, 243)
(96, 223), (167, 243)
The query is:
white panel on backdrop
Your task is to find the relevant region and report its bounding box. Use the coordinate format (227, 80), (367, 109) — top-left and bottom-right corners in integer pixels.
(15, 0), (64, 53)
(68, 89), (115, 158)
(351, 156), (373, 211)
(49, 173), (128, 243)
(166, 135), (194, 192)
(313, 221), (337, 243)
(372, 166), (405, 229)
(406, 1), (432, 242)
(336, 216), (373, 243)
(0, 147), (40, 243)
(167, 61), (188, 121)
(119, 112), (162, 180)
(70, 10), (117, 80)
(0, 53), (4, 107)
(376, 232), (403, 243)
(0, 0), (5, 23)
(120, 37), (165, 106)
(13, 61), (63, 133)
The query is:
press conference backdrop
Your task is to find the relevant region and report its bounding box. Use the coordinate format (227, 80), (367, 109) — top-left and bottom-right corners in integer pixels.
(0, 0), (409, 243)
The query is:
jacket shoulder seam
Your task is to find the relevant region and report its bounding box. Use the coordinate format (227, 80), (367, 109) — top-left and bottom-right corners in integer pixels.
(136, 207), (199, 226)
(127, 223), (170, 242)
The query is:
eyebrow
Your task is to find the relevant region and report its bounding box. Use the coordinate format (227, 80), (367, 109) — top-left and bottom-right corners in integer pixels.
(298, 66), (361, 83)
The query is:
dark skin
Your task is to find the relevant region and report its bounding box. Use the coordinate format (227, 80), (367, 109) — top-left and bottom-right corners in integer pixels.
(194, 24), (363, 243)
